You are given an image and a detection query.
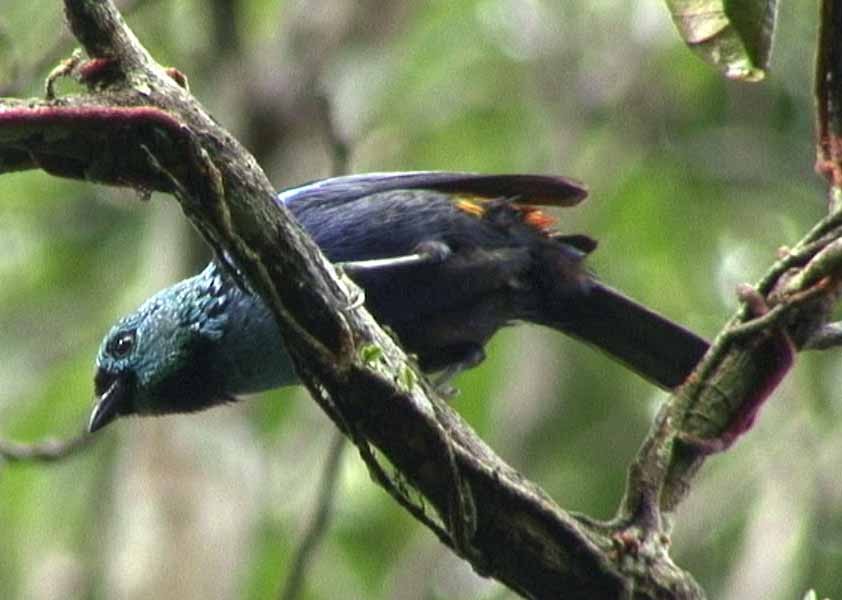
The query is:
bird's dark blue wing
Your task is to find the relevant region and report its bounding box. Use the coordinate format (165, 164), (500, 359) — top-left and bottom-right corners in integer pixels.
(277, 171), (588, 209)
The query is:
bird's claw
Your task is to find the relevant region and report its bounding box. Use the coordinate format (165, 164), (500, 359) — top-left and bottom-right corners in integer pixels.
(347, 287), (366, 310)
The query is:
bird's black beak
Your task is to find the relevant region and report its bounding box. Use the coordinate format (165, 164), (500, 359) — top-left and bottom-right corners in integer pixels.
(88, 375), (129, 433)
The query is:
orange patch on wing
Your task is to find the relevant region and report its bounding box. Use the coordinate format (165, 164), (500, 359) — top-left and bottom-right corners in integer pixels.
(517, 205), (557, 233)
(455, 198), (486, 217)
(453, 194), (558, 236)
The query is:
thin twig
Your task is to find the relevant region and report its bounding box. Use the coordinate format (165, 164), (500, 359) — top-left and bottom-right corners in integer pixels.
(429, 392), (480, 564)
(315, 93), (351, 178)
(279, 432), (346, 600)
(804, 321), (842, 349)
(0, 432), (93, 463)
(0, 0), (158, 97)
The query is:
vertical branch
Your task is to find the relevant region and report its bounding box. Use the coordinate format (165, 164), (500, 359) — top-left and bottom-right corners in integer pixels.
(279, 432), (346, 600)
(208, 0), (241, 58)
(316, 94), (351, 179)
(815, 0), (842, 210)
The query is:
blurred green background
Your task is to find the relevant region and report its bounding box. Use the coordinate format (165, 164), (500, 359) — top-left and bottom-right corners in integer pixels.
(0, 1), (836, 599)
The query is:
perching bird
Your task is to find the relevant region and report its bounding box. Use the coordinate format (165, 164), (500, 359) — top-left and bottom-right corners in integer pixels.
(88, 172), (709, 432)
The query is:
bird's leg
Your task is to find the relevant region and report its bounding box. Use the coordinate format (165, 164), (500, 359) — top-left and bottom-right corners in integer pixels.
(337, 241), (452, 276)
(433, 346), (486, 398)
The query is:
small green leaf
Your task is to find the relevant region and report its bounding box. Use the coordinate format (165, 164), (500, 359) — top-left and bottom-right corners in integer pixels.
(665, 0), (778, 82)
(397, 365), (418, 391)
(359, 344), (384, 365)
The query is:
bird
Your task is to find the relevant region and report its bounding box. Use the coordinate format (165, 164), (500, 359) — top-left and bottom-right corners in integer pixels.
(88, 171), (709, 433)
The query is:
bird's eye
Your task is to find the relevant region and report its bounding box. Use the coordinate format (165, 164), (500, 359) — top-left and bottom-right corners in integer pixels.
(110, 330), (136, 357)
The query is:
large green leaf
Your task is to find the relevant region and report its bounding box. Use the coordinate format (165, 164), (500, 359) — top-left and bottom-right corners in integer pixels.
(665, 0), (779, 81)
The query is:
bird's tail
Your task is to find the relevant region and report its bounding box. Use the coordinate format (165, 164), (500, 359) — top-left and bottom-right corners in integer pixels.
(535, 280), (709, 389)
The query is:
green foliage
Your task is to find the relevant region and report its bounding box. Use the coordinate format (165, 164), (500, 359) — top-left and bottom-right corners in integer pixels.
(359, 343), (384, 366)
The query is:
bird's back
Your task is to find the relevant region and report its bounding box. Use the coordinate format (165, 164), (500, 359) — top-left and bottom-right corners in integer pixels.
(286, 188), (589, 371)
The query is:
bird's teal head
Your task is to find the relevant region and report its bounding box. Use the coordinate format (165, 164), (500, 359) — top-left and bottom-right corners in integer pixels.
(88, 270), (232, 433)
(89, 263), (299, 432)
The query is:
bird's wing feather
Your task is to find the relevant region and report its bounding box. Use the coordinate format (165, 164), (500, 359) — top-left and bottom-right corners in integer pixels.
(277, 171), (588, 209)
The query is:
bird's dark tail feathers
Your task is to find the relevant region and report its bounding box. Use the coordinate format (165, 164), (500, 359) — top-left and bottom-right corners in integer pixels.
(539, 281), (709, 389)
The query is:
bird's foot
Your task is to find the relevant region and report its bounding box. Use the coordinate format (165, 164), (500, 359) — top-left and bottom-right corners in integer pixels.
(433, 346), (486, 399)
